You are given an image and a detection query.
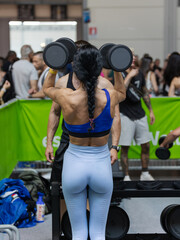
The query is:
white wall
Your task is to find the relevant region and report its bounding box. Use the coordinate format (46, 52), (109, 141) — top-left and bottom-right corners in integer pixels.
(178, 7), (180, 52)
(9, 22), (77, 57)
(87, 0), (175, 65)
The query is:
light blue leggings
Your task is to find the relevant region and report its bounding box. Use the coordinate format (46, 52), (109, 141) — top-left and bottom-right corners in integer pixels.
(62, 143), (113, 240)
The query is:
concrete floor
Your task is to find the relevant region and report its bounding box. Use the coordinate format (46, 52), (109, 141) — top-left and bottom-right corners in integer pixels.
(1, 197), (179, 240)
(2, 162), (180, 240)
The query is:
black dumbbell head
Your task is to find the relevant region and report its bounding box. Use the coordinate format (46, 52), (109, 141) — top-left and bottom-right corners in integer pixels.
(158, 136), (166, 145)
(159, 135), (173, 149)
(99, 43), (116, 69)
(155, 147), (170, 160)
(108, 44), (133, 72)
(43, 42), (68, 70)
(56, 37), (77, 63)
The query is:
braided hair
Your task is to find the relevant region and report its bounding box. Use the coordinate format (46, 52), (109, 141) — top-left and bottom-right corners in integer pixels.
(73, 44), (103, 131)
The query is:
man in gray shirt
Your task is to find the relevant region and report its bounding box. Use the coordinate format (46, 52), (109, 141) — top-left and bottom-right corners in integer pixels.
(12, 45), (38, 99)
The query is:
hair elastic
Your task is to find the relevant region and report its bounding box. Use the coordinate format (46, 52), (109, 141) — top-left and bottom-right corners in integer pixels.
(89, 118), (95, 130)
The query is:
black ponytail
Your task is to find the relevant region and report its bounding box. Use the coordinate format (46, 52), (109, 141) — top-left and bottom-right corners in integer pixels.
(73, 44), (103, 131)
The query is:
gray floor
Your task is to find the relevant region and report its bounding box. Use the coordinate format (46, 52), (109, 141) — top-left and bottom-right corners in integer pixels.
(0, 214), (52, 240)
(1, 163), (180, 240)
(1, 197), (180, 240)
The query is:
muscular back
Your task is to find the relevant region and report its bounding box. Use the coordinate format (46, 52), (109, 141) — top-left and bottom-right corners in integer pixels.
(52, 73), (117, 146)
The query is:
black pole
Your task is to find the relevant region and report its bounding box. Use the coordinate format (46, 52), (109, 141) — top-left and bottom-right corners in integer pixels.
(51, 181), (61, 240)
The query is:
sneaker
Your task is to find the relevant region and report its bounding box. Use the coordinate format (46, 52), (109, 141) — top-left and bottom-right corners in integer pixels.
(123, 175), (131, 181)
(140, 172), (154, 181)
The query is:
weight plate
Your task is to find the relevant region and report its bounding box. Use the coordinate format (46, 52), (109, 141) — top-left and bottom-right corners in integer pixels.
(159, 135), (173, 149)
(99, 43), (116, 69)
(56, 37), (77, 63)
(108, 45), (133, 72)
(155, 147), (170, 160)
(106, 206), (129, 240)
(43, 42), (68, 70)
(166, 205), (180, 239)
(158, 136), (166, 145)
(160, 204), (178, 233)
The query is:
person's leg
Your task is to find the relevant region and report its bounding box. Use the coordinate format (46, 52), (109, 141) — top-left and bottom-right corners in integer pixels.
(141, 142), (150, 170)
(120, 146), (130, 178)
(119, 114), (135, 180)
(62, 145), (89, 240)
(63, 188), (88, 240)
(88, 188), (112, 240)
(140, 142), (154, 180)
(134, 116), (154, 180)
(88, 145), (113, 240)
(50, 142), (69, 183)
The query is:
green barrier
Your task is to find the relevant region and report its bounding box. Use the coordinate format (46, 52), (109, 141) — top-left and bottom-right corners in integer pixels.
(0, 99), (63, 180)
(126, 97), (180, 159)
(0, 98), (180, 180)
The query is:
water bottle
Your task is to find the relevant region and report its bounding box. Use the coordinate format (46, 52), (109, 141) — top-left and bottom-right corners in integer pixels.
(36, 192), (45, 222)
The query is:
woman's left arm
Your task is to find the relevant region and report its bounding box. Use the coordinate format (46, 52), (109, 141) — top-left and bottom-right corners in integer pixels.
(110, 104), (120, 164)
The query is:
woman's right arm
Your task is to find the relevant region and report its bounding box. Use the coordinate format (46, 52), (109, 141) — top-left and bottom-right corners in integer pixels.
(44, 71), (69, 162)
(45, 102), (61, 162)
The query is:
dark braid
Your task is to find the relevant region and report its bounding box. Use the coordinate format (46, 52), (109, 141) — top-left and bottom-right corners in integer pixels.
(73, 44), (103, 131)
(86, 75), (96, 130)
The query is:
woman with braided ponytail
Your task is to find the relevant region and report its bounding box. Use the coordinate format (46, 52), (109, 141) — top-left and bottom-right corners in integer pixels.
(43, 44), (125, 240)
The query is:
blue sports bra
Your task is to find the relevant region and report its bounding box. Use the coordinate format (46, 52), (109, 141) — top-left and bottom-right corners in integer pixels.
(64, 89), (113, 138)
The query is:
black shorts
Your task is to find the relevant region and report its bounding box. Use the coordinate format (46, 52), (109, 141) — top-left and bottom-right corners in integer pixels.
(50, 142), (69, 183)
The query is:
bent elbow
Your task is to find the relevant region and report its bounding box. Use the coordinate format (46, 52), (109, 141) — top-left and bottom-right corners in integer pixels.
(43, 87), (48, 96)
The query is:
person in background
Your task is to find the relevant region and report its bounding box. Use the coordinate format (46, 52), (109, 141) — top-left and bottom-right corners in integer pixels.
(163, 52), (180, 96)
(140, 55), (159, 97)
(0, 80), (11, 105)
(2, 50), (17, 72)
(168, 54), (180, 96)
(12, 45), (38, 99)
(153, 58), (163, 87)
(119, 50), (155, 181)
(29, 51), (49, 99)
(0, 57), (5, 87)
(43, 44), (126, 240)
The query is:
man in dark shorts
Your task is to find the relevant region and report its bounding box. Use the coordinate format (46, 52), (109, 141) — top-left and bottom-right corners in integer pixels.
(119, 51), (155, 181)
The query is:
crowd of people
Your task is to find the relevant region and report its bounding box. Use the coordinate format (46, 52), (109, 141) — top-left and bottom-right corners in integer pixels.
(103, 51), (180, 97)
(0, 42), (180, 240)
(0, 45), (179, 181)
(0, 46), (180, 104)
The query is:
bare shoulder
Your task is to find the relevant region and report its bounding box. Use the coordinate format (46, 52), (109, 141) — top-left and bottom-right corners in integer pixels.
(55, 74), (69, 88)
(97, 76), (113, 89)
(173, 77), (180, 84)
(55, 87), (73, 104)
(57, 87), (73, 95)
(150, 71), (155, 77)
